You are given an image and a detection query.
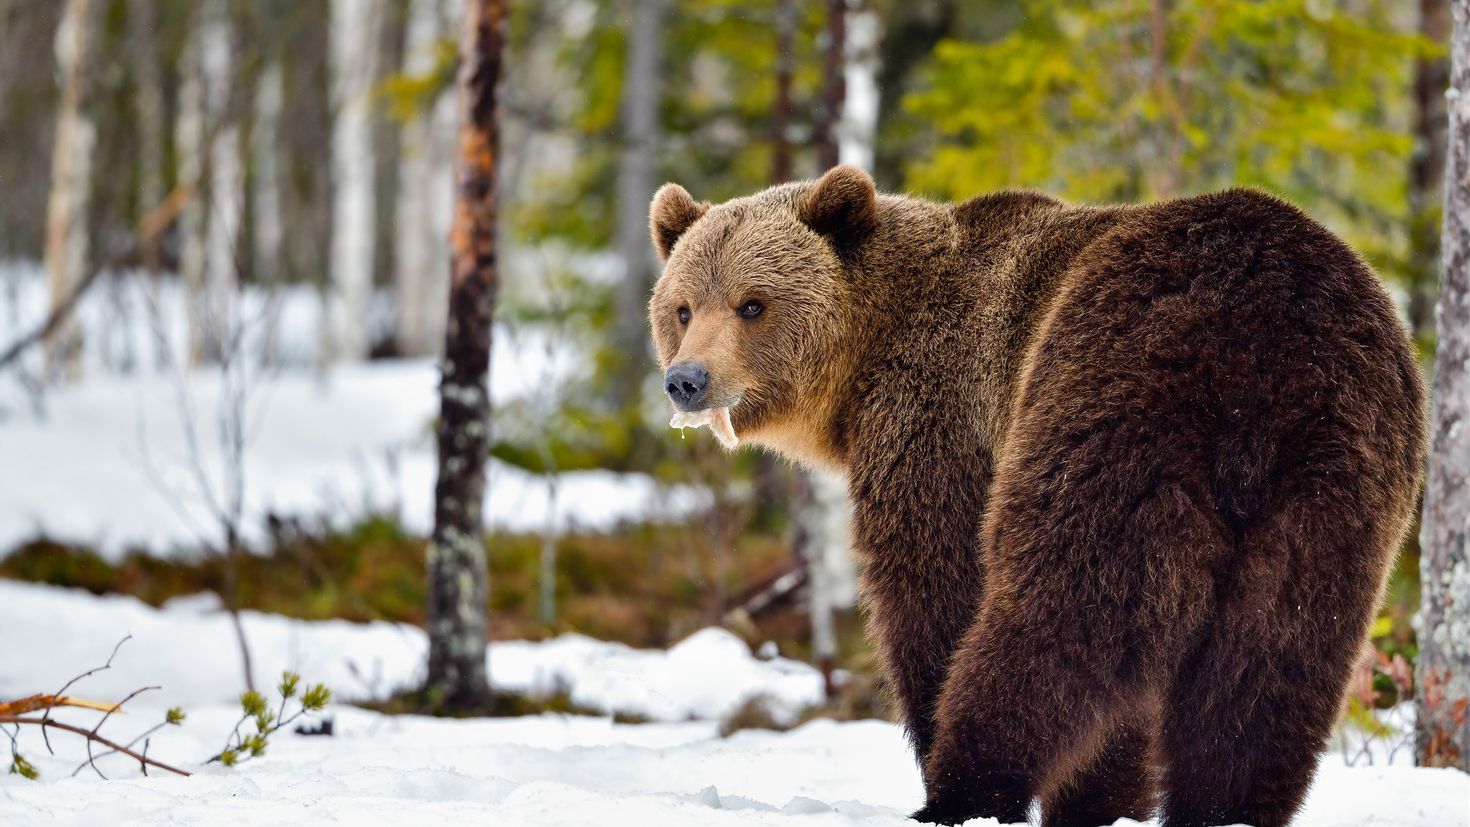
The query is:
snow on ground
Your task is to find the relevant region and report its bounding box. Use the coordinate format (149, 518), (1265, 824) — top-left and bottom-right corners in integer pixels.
(1, 581), (1467, 827)
(0, 263), (698, 558)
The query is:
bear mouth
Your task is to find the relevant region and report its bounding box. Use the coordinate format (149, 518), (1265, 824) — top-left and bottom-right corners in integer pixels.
(669, 404), (739, 449)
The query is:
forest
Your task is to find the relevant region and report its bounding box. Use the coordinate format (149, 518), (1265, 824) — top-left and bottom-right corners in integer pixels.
(0, 0), (1467, 824)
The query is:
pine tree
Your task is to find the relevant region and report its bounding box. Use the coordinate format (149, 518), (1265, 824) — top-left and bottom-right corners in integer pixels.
(424, 0), (506, 714)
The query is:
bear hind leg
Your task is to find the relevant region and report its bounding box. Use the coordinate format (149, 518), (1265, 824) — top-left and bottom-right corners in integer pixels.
(1040, 718), (1157, 827)
(1158, 493), (1399, 827)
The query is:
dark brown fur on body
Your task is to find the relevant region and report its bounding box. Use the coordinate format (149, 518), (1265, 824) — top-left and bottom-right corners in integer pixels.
(646, 166), (1426, 827)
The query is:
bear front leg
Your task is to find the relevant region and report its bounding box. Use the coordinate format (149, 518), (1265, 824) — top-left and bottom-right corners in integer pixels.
(859, 554), (983, 763)
(850, 451), (990, 766)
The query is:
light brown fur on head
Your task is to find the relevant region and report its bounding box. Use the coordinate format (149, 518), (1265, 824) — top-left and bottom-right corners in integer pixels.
(647, 166), (878, 469)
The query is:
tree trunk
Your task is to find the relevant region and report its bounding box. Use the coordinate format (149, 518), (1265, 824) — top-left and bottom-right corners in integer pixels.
(43, 0), (95, 381)
(841, 2), (881, 173)
(201, 0), (239, 362)
(816, 0), (846, 172)
(126, 0), (165, 274)
(395, 0), (454, 358)
(610, 0), (667, 404)
(253, 61), (285, 289)
(176, 9), (209, 366)
(1412, 0), (1452, 345)
(328, 0), (385, 363)
(1418, 0), (1470, 771)
(772, 0), (797, 184)
(425, 0), (505, 714)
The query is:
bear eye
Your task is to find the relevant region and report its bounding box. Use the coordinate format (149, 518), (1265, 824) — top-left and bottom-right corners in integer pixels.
(677, 307), (691, 325)
(738, 300), (764, 319)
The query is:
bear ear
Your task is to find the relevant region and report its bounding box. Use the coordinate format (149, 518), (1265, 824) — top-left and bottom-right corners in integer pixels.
(797, 165), (879, 252)
(649, 183), (709, 261)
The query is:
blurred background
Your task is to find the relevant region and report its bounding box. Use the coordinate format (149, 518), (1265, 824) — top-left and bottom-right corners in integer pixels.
(0, 0), (1440, 731)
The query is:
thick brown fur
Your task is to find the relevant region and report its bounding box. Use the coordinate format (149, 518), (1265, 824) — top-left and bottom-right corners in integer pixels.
(647, 166), (1427, 827)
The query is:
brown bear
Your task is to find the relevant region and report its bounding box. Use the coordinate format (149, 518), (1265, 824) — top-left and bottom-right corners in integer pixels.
(645, 165), (1426, 827)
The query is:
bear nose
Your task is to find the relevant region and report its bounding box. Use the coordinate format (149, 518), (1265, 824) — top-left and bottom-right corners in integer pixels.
(664, 362), (711, 411)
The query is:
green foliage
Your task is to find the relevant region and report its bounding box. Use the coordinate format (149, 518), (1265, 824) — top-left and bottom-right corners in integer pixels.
(210, 671), (330, 768)
(380, 38), (460, 123)
(8, 752), (38, 780)
(905, 0), (1436, 284)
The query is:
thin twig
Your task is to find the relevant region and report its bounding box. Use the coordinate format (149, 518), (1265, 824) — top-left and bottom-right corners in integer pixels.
(39, 635), (132, 755)
(81, 685), (158, 780)
(0, 716), (190, 777)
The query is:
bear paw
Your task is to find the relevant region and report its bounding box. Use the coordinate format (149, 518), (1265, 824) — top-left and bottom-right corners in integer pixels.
(909, 799), (976, 826)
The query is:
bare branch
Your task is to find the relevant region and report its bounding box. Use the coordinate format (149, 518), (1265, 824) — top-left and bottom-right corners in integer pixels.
(39, 634), (132, 755)
(0, 716), (191, 778)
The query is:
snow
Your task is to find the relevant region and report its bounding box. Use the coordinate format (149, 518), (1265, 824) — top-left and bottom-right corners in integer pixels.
(1, 580), (1467, 827)
(0, 263), (701, 559)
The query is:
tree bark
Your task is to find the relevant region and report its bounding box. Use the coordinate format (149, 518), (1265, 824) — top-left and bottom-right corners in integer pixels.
(425, 0), (505, 714)
(253, 61), (285, 290)
(176, 8), (209, 366)
(816, 0), (846, 172)
(1418, 0), (1470, 772)
(395, 0), (455, 357)
(126, 0), (165, 278)
(43, 0), (95, 381)
(328, 0), (385, 363)
(772, 0), (797, 184)
(610, 0), (668, 405)
(201, 0), (239, 362)
(1412, 0), (1452, 345)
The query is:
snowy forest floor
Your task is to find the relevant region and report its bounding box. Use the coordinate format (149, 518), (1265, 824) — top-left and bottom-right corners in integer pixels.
(2, 581), (1467, 827)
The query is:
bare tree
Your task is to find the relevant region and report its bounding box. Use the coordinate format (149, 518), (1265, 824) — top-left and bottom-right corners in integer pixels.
(328, 0), (386, 363)
(253, 60), (286, 289)
(176, 5), (210, 365)
(202, 0), (241, 363)
(42, 0), (96, 381)
(424, 0), (506, 713)
(1418, 0), (1470, 771)
(611, 0), (668, 403)
(816, 0), (846, 171)
(1411, 0), (1451, 343)
(772, 0), (797, 184)
(395, 0), (457, 357)
(126, 0), (165, 292)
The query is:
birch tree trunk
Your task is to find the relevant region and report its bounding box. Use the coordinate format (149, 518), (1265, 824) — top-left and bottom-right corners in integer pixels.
(610, 0), (667, 403)
(329, 0), (385, 363)
(1411, 0), (1451, 344)
(43, 0), (95, 381)
(176, 11), (209, 366)
(424, 0), (505, 714)
(201, 0), (239, 362)
(1418, 0), (1470, 771)
(253, 61), (285, 288)
(395, 0), (455, 357)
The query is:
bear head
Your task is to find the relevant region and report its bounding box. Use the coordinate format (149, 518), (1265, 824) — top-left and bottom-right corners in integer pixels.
(646, 165), (879, 469)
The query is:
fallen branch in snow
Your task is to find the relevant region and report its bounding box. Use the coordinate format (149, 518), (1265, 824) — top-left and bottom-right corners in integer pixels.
(0, 695), (120, 716)
(1, 635), (189, 779)
(0, 715), (191, 778)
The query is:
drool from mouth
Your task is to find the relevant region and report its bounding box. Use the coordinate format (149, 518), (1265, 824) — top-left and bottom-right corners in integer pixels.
(669, 406), (738, 449)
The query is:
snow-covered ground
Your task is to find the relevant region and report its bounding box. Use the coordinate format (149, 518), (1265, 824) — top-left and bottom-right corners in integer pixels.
(0, 263), (698, 558)
(1, 581), (1466, 827)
